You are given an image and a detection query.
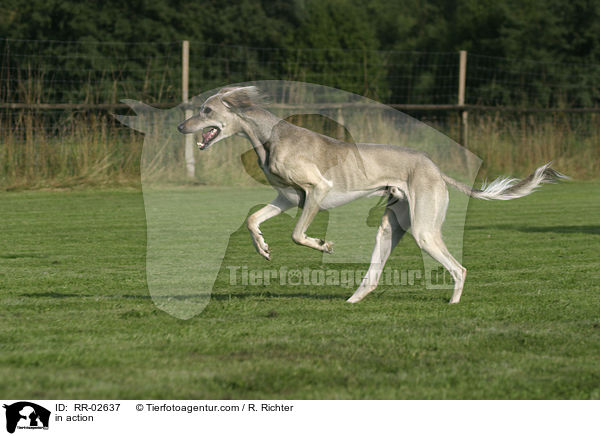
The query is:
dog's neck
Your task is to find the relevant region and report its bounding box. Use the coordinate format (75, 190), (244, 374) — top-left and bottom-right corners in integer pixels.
(239, 107), (280, 167)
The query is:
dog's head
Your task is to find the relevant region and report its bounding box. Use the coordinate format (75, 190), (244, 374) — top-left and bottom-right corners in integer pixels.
(177, 86), (262, 150)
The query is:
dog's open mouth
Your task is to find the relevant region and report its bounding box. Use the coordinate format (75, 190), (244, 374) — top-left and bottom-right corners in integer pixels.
(197, 126), (220, 150)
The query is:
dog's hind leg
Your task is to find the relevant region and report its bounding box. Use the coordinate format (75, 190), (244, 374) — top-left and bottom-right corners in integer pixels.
(410, 180), (467, 304)
(247, 193), (294, 260)
(347, 200), (410, 303)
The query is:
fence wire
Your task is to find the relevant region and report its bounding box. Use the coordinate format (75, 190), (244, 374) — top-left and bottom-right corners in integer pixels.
(2, 38), (600, 148)
(468, 53), (600, 107)
(3, 38), (600, 107)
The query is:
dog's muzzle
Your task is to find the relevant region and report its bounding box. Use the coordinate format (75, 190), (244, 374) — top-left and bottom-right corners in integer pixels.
(177, 122), (188, 133)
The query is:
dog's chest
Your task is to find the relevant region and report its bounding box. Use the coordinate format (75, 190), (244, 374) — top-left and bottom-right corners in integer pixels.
(261, 164), (289, 188)
(266, 149), (298, 185)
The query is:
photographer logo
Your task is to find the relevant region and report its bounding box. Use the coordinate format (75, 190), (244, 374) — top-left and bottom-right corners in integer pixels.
(3, 402), (50, 434)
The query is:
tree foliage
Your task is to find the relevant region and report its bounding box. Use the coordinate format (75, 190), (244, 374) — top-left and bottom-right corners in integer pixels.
(2, 0), (600, 106)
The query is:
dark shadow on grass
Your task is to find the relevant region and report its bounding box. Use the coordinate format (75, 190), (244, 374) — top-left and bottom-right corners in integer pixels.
(21, 291), (83, 298)
(466, 224), (599, 235)
(519, 225), (600, 235)
(126, 290), (438, 302)
(21, 290), (450, 305)
(210, 291), (344, 301)
(22, 291), (151, 300)
(1, 253), (48, 259)
(21, 291), (342, 302)
(372, 291), (450, 303)
(20, 290), (345, 301)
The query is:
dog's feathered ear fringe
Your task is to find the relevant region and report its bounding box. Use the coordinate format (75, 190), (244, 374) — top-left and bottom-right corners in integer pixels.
(219, 86), (266, 109)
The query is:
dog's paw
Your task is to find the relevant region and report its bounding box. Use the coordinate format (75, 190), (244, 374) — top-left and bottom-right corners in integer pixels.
(319, 240), (334, 254)
(253, 242), (270, 260)
(258, 247), (271, 261)
(252, 236), (270, 260)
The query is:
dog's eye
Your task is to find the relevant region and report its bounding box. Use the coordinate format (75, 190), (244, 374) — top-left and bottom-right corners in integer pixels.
(203, 107), (212, 114)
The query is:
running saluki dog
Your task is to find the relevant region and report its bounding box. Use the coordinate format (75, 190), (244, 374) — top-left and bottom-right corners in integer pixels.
(178, 86), (566, 304)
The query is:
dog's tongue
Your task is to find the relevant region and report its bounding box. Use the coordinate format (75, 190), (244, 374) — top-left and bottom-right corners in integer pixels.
(202, 130), (212, 144)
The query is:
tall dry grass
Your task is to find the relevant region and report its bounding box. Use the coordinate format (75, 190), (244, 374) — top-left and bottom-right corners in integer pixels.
(0, 110), (143, 189)
(466, 112), (600, 180)
(1, 107), (598, 190)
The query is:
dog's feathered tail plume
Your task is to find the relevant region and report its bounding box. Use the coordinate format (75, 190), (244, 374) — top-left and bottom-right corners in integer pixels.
(442, 162), (569, 200)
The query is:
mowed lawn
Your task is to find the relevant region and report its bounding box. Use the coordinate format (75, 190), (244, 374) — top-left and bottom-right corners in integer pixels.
(0, 181), (599, 399)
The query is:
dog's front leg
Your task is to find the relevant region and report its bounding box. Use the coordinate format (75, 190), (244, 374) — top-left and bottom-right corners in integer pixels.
(247, 194), (294, 260)
(291, 180), (334, 253)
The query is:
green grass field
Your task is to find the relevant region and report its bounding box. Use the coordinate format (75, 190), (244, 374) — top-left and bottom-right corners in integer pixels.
(1, 181), (599, 399)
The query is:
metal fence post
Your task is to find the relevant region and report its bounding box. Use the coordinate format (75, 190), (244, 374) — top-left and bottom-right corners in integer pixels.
(182, 40), (195, 178)
(458, 50), (468, 147)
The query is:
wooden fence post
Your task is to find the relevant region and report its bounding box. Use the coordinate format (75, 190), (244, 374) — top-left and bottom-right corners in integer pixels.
(458, 50), (468, 147)
(182, 40), (195, 178)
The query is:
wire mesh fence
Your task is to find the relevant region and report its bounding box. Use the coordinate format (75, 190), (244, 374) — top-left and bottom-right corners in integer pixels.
(1, 38), (599, 187)
(187, 43), (461, 105)
(467, 53), (600, 107)
(4, 38), (600, 107)
(0, 39), (182, 104)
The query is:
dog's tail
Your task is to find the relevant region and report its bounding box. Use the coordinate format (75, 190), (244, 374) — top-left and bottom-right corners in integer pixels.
(442, 162), (569, 200)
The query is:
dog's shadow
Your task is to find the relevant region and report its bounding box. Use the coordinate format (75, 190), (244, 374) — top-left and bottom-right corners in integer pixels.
(467, 224), (599, 235)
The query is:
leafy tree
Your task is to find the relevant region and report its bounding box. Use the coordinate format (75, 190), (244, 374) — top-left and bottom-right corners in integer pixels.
(1, 0), (600, 106)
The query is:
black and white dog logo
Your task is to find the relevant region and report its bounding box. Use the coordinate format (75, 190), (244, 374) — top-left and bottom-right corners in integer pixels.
(3, 402), (50, 434)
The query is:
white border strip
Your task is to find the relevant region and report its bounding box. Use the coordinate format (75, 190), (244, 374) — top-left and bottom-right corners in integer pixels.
(1, 400), (597, 436)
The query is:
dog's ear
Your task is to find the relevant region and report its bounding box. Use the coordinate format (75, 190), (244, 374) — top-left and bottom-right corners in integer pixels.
(220, 86), (261, 110)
